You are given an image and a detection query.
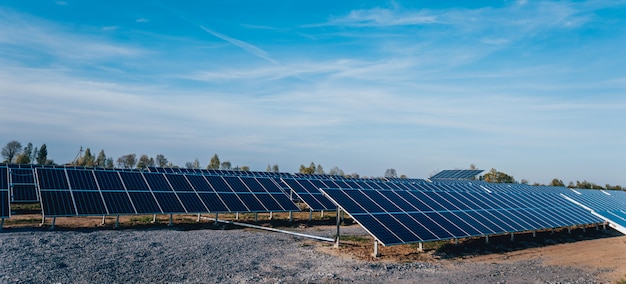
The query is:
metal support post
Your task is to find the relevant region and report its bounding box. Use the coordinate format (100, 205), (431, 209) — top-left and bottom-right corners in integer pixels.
(485, 235), (489, 244)
(533, 230), (536, 238)
(197, 214), (201, 222)
(0, 218), (4, 231)
(289, 211), (293, 222)
(510, 233), (514, 241)
(321, 210), (324, 218)
(596, 224), (599, 231)
(372, 240), (380, 257)
(334, 207), (341, 249)
(309, 210), (313, 221)
(551, 228), (555, 235)
(41, 216), (46, 226)
(51, 217), (56, 230)
(255, 213), (258, 222)
(568, 227), (571, 234)
(101, 215), (106, 225)
(454, 238), (459, 246)
(582, 226), (586, 233)
(214, 213), (219, 226)
(269, 212), (273, 220)
(603, 223), (606, 230)
(152, 214), (157, 223)
(168, 214), (173, 227)
(236, 212), (239, 220)
(115, 215), (120, 229)
(418, 242), (423, 252)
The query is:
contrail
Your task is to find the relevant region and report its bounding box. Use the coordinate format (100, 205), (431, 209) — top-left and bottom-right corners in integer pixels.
(199, 25), (278, 65)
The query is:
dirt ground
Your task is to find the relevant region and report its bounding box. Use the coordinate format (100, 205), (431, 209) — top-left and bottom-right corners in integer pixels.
(4, 212), (626, 283)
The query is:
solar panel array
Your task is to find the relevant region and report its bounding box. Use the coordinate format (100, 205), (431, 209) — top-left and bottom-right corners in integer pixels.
(321, 187), (605, 245)
(0, 166), (10, 218)
(7, 166), (39, 202)
(430, 169), (484, 180)
(562, 189), (626, 230)
(36, 167), (299, 217)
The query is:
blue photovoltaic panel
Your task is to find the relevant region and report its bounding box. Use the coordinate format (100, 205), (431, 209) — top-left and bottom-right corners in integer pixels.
(37, 168), (69, 190)
(1, 168), (12, 213)
(73, 191), (107, 215)
(321, 188), (604, 246)
(144, 173), (173, 192)
(165, 175), (194, 191)
(562, 189), (626, 229)
(282, 178), (335, 211)
(197, 193), (229, 212)
(9, 168), (35, 184)
(118, 172), (149, 191)
(40, 190), (76, 216)
(0, 167), (9, 217)
(430, 170), (483, 180)
(101, 192), (136, 214)
(94, 171), (125, 190)
(66, 169), (98, 190)
(152, 192), (185, 213)
(128, 191), (162, 214)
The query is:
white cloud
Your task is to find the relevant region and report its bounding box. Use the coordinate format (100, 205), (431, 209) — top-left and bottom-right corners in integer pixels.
(136, 18), (149, 23)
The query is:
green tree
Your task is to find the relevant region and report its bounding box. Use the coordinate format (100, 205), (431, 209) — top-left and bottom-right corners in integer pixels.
(95, 150), (107, 168)
(105, 157), (114, 169)
(22, 142), (33, 164)
(36, 144), (48, 165)
(155, 154), (168, 168)
(207, 154), (220, 170)
(78, 148), (95, 167)
(299, 162), (316, 174)
(241, 165), (250, 171)
(1, 140), (22, 163)
(272, 164), (279, 173)
(137, 154), (155, 169)
(15, 153), (30, 164)
(266, 164), (272, 172)
(116, 153), (137, 169)
(549, 178), (565, 187)
(481, 168), (515, 183)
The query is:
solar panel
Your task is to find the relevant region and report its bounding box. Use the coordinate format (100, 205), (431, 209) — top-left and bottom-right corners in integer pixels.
(282, 178), (335, 211)
(0, 166), (10, 218)
(562, 189), (626, 231)
(321, 187), (604, 246)
(430, 169), (483, 180)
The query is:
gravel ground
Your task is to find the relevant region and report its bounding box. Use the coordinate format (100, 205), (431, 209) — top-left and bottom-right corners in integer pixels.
(0, 224), (607, 283)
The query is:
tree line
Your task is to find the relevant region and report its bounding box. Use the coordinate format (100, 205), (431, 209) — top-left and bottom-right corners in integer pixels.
(2, 140), (622, 190)
(479, 167), (623, 191)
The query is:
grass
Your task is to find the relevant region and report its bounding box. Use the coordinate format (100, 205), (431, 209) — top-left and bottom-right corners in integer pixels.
(130, 216), (156, 224)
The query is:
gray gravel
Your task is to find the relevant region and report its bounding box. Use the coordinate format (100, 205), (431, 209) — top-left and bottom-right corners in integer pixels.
(0, 224), (605, 283)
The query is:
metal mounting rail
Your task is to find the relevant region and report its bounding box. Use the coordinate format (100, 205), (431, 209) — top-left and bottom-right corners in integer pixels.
(202, 216), (335, 243)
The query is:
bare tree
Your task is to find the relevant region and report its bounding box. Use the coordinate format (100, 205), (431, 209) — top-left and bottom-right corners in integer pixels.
(1, 140), (22, 163)
(384, 168), (397, 178)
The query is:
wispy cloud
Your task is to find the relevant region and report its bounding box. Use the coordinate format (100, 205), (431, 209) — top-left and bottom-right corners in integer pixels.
(136, 18), (149, 23)
(198, 25), (277, 65)
(0, 8), (144, 63)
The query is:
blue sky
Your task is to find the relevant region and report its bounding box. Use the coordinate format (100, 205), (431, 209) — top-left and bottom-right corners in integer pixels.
(1, 1), (626, 185)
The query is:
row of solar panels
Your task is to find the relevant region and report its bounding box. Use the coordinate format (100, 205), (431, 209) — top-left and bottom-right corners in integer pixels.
(34, 167), (300, 217)
(2, 164), (625, 249)
(321, 188), (605, 245)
